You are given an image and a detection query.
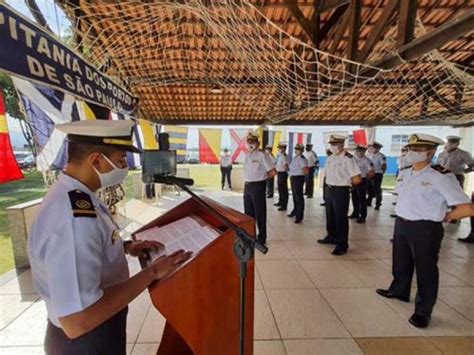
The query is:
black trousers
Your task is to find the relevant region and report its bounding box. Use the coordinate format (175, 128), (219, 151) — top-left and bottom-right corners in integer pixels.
(367, 173), (383, 207)
(322, 177), (327, 203)
(220, 166), (232, 188)
(45, 307), (128, 355)
(326, 186), (350, 250)
(351, 178), (368, 219)
(304, 167), (316, 197)
(290, 176), (305, 221)
(244, 180), (267, 244)
(266, 176), (274, 197)
(389, 218), (444, 318)
(276, 172), (289, 208)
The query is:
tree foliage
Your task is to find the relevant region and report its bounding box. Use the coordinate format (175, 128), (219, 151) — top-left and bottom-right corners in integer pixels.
(0, 72), (24, 120)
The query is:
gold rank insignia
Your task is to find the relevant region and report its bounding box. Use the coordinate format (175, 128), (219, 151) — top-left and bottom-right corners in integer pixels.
(68, 190), (97, 218)
(111, 230), (120, 244)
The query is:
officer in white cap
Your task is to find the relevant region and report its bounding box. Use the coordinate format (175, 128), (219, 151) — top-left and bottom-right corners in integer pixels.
(274, 142), (290, 211)
(265, 145), (276, 198)
(436, 135), (473, 188)
(27, 120), (192, 354)
(303, 143), (319, 198)
(349, 144), (375, 223)
(318, 135), (362, 255)
(376, 133), (471, 329)
(288, 144), (309, 223)
(243, 132), (276, 245)
(366, 141), (387, 210)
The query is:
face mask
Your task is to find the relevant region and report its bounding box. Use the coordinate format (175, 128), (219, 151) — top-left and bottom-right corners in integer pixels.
(247, 143), (257, 151)
(329, 145), (341, 154)
(93, 154), (128, 188)
(405, 150), (429, 164)
(356, 150), (365, 158)
(295, 150), (302, 156)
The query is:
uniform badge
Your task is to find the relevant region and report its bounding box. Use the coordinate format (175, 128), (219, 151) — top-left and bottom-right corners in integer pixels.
(111, 230), (120, 244)
(68, 190), (96, 218)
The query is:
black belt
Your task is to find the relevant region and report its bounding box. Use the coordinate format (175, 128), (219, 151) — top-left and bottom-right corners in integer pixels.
(245, 180), (266, 185)
(396, 216), (442, 225)
(327, 185), (350, 189)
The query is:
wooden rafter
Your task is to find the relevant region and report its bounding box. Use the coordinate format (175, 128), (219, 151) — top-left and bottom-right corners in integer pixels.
(318, 4), (349, 45)
(347, 0), (361, 69)
(357, 0), (399, 63)
(397, 0), (418, 47)
(283, 0), (317, 44)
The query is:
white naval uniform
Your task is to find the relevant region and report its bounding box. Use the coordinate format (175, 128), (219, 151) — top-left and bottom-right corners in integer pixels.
(395, 165), (470, 222)
(275, 153), (290, 172)
(397, 155), (410, 170)
(303, 151), (318, 168)
(325, 152), (361, 186)
(388, 165), (470, 318)
(289, 155), (308, 176)
(367, 151), (386, 173)
(243, 150), (275, 182)
(354, 156), (374, 178)
(220, 153), (232, 167)
(436, 148), (473, 175)
(28, 173), (129, 328)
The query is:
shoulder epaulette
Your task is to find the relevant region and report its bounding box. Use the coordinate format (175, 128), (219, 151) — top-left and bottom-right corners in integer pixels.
(345, 152), (353, 158)
(431, 164), (451, 174)
(68, 190), (96, 218)
(400, 165), (412, 171)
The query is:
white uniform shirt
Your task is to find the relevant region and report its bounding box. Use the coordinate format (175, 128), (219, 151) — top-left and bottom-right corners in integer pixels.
(289, 155), (308, 176)
(325, 152), (361, 186)
(275, 153), (290, 172)
(244, 150), (275, 182)
(28, 173), (130, 327)
(355, 156), (374, 178)
(367, 152), (386, 173)
(303, 151), (318, 168)
(220, 153), (232, 167)
(436, 148), (473, 175)
(395, 165), (470, 222)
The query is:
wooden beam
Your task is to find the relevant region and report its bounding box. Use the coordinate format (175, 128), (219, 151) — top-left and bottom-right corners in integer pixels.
(357, 0), (399, 63)
(283, 0), (317, 45)
(319, 0), (351, 13)
(397, 0), (418, 47)
(347, 0), (361, 72)
(329, 4), (351, 54)
(25, 0), (53, 33)
(318, 4), (349, 44)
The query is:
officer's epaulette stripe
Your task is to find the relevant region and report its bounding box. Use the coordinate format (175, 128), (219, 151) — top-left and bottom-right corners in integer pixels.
(345, 152), (353, 158)
(431, 164), (451, 174)
(68, 190), (96, 218)
(400, 165), (412, 170)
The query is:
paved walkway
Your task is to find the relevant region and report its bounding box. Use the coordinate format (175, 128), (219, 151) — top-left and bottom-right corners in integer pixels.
(1, 190), (473, 354)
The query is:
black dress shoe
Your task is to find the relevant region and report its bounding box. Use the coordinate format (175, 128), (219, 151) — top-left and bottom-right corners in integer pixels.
(409, 314), (430, 328)
(320, 202), (326, 206)
(348, 214), (358, 219)
(356, 218), (366, 224)
(267, 195), (274, 198)
(278, 207), (287, 211)
(307, 195), (313, 199)
(332, 248), (347, 256)
(375, 289), (409, 302)
(318, 236), (336, 244)
(374, 206), (380, 211)
(294, 219), (302, 224)
(458, 236), (474, 243)
(287, 213), (295, 218)
(390, 214), (397, 218)
(274, 203), (281, 206)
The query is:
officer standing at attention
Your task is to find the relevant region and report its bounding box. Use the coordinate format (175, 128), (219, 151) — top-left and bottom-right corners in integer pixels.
(318, 135), (362, 255)
(376, 133), (471, 329)
(220, 148), (233, 190)
(27, 120), (191, 354)
(366, 142), (387, 210)
(303, 143), (319, 198)
(243, 132), (276, 245)
(265, 145), (276, 198)
(349, 144), (375, 224)
(274, 143), (290, 211)
(288, 144), (309, 223)
(436, 135), (473, 188)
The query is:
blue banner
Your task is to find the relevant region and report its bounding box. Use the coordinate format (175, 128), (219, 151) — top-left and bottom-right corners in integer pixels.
(0, 4), (138, 114)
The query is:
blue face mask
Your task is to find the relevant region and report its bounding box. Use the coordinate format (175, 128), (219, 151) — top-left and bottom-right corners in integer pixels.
(92, 154), (128, 188)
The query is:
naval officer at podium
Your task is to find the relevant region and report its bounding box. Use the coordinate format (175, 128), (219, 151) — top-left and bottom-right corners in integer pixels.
(243, 131), (276, 245)
(27, 120), (191, 355)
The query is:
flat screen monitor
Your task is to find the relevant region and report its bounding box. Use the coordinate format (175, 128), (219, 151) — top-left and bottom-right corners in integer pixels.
(142, 150), (177, 181)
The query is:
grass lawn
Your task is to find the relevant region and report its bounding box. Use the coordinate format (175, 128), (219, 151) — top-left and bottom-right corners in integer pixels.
(0, 168), (397, 276)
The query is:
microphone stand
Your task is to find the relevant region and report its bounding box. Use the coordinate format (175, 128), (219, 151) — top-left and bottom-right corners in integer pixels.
(172, 181), (268, 355)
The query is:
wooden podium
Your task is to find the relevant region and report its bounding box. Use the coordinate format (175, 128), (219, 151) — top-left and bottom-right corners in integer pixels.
(133, 196), (255, 355)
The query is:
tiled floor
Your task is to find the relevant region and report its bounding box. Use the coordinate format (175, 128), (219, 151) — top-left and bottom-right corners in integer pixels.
(1, 189), (473, 354)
